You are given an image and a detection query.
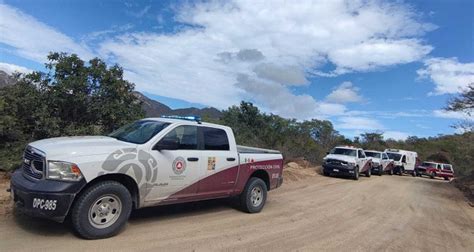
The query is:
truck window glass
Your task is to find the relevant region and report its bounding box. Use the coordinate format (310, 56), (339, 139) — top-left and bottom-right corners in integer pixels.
(161, 125), (198, 150)
(365, 152), (381, 158)
(330, 148), (357, 157)
(387, 153), (402, 161)
(202, 127), (230, 150)
(109, 120), (170, 144)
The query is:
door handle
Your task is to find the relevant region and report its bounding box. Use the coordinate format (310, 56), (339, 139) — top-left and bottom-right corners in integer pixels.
(187, 157), (199, 162)
(227, 157), (236, 162)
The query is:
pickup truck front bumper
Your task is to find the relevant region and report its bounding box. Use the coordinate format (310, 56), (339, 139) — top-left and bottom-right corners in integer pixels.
(323, 163), (356, 176)
(10, 169), (86, 222)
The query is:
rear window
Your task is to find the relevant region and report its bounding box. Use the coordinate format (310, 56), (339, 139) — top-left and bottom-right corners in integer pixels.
(202, 127), (230, 150)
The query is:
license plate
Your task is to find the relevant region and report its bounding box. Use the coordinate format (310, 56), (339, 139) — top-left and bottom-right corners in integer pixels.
(333, 169), (339, 172)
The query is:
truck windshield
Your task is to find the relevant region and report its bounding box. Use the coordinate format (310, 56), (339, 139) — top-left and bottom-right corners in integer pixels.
(387, 153), (402, 161)
(109, 120), (170, 144)
(330, 148), (356, 157)
(365, 152), (381, 158)
(422, 162), (437, 168)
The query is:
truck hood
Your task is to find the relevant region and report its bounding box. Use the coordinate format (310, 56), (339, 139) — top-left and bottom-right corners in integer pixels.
(324, 154), (356, 163)
(29, 136), (136, 159)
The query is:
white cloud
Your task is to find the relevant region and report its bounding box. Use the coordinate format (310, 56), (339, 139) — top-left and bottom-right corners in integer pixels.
(330, 39), (432, 74)
(98, 0), (434, 119)
(0, 62), (32, 74)
(326, 81), (363, 103)
(0, 4), (92, 62)
(433, 110), (473, 120)
(417, 57), (474, 94)
(383, 131), (410, 140)
(235, 74), (345, 119)
(336, 117), (384, 131)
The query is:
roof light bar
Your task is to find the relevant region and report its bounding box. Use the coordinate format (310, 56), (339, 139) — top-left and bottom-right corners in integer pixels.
(160, 115), (202, 124)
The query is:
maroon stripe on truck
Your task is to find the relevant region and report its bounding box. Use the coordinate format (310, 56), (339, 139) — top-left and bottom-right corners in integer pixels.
(161, 159), (283, 205)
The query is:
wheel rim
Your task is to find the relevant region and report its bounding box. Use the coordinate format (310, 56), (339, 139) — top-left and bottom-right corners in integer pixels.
(88, 194), (122, 229)
(250, 186), (263, 207)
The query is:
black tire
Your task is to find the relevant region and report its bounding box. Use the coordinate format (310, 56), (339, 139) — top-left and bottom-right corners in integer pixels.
(378, 166), (383, 176)
(365, 167), (371, 177)
(71, 181), (132, 239)
(411, 171), (416, 177)
(389, 168), (393, 176)
(430, 172), (435, 179)
(323, 168), (330, 177)
(444, 177), (449, 181)
(353, 166), (359, 180)
(240, 177), (267, 213)
(398, 167), (404, 176)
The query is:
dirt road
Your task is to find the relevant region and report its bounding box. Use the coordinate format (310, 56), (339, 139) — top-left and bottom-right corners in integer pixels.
(1, 174), (473, 251)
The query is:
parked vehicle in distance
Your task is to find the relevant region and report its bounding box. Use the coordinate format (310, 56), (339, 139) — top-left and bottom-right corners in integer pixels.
(384, 149), (417, 176)
(416, 161), (454, 181)
(322, 146), (372, 180)
(10, 116), (284, 239)
(364, 150), (395, 176)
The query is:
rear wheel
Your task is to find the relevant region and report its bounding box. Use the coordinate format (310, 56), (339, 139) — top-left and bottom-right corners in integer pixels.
(71, 181), (132, 239)
(240, 177), (267, 213)
(444, 177), (449, 181)
(430, 172), (435, 179)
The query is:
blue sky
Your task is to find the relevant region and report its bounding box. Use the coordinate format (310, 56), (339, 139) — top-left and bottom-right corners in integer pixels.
(1, 0), (473, 140)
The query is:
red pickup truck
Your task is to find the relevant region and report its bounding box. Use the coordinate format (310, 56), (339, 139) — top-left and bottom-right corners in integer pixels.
(415, 161), (454, 180)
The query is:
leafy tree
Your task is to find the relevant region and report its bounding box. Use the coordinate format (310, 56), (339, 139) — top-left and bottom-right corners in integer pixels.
(445, 83), (474, 131)
(0, 52), (144, 171)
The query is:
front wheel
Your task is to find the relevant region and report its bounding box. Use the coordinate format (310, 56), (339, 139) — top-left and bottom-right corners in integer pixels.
(71, 181), (132, 239)
(430, 172), (435, 179)
(378, 167), (383, 176)
(240, 177), (267, 213)
(389, 168), (393, 176)
(365, 167), (371, 177)
(353, 166), (359, 180)
(398, 167), (404, 176)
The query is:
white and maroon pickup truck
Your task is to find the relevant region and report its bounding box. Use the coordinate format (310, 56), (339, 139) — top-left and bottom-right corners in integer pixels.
(364, 150), (395, 176)
(9, 116), (284, 239)
(322, 146), (372, 180)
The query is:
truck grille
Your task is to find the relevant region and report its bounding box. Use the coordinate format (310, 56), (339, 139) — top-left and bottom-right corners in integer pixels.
(22, 146), (45, 179)
(326, 159), (347, 165)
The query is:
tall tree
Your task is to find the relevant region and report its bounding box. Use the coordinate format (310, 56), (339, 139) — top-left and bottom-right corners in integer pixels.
(445, 83), (474, 131)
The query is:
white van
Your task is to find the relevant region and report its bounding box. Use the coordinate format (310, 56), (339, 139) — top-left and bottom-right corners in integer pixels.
(384, 149), (418, 176)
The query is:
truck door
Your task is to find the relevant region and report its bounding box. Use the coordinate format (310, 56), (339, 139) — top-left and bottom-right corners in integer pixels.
(358, 150), (369, 171)
(146, 125), (202, 202)
(197, 126), (239, 197)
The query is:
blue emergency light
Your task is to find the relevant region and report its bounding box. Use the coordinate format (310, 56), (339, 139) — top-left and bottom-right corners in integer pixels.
(160, 115), (202, 124)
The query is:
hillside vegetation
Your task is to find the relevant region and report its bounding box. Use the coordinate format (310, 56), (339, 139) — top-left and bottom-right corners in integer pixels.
(1, 53), (472, 176)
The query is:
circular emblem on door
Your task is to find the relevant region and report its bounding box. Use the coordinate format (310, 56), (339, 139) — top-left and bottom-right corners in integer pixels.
(172, 157), (187, 175)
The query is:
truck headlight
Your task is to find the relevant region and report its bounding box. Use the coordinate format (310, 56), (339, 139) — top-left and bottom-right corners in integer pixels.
(348, 162), (356, 166)
(373, 162), (380, 166)
(47, 161), (83, 181)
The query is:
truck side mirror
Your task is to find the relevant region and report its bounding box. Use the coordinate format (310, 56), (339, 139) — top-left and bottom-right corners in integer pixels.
(154, 138), (179, 151)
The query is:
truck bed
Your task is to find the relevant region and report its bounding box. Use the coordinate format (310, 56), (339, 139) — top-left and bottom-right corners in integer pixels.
(237, 145), (281, 154)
